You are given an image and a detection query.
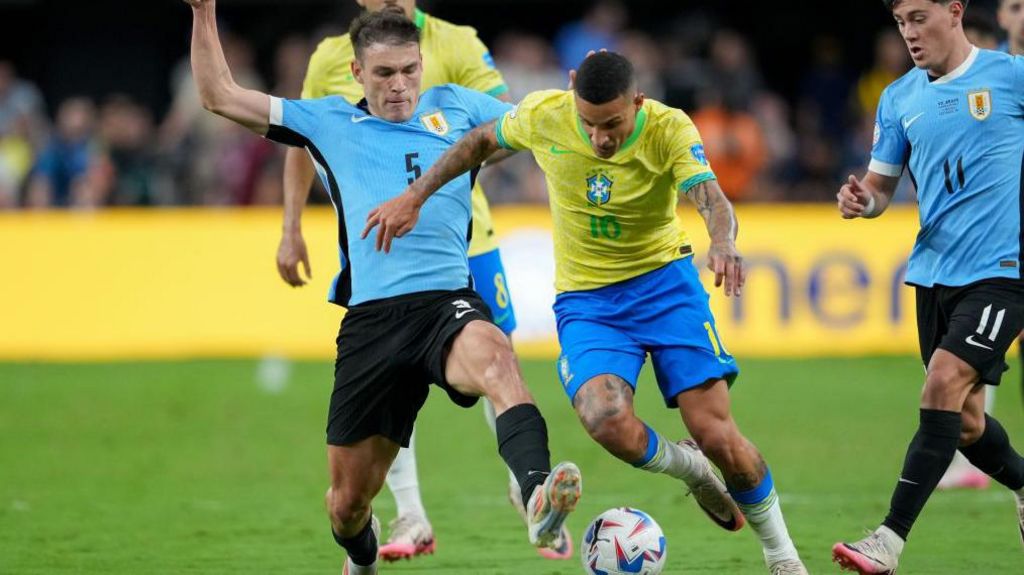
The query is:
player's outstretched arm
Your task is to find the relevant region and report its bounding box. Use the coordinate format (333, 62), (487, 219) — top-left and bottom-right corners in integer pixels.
(837, 171), (899, 220)
(685, 180), (746, 298)
(186, 0), (270, 135)
(361, 121), (502, 253)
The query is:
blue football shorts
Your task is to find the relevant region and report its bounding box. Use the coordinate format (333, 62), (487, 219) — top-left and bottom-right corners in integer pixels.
(554, 257), (739, 408)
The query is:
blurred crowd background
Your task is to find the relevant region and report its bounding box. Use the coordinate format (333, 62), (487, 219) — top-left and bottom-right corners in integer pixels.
(0, 0), (1016, 210)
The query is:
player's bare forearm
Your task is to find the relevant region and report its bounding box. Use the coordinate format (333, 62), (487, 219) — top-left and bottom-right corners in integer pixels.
(688, 180), (745, 296)
(189, 0), (269, 134)
(860, 171), (898, 217)
(282, 147), (315, 233)
(687, 180), (737, 245)
(838, 171), (899, 219)
(408, 121), (501, 203)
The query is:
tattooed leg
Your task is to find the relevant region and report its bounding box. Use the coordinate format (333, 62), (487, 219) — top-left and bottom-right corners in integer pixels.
(572, 375), (647, 462)
(676, 379), (802, 565)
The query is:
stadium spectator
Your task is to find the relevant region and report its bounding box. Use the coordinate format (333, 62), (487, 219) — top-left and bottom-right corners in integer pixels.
(797, 36), (852, 143)
(0, 116), (33, 208)
(748, 93), (797, 201)
(493, 32), (563, 100)
(691, 88), (767, 201)
(998, 0), (1024, 54)
(617, 30), (665, 101)
(553, 0), (626, 71)
(271, 35), (313, 100)
(158, 29), (267, 205)
(25, 97), (111, 209)
(484, 31), (562, 204)
(963, 8), (1001, 49)
(855, 30), (911, 117)
(99, 95), (164, 206)
(659, 11), (716, 112)
(0, 60), (47, 150)
(706, 29), (762, 113)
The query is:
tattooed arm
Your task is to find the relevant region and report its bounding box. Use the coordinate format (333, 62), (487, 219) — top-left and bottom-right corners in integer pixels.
(684, 180), (746, 297)
(361, 121), (501, 253)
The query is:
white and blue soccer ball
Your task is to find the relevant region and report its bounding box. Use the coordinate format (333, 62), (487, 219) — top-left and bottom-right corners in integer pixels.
(581, 507), (667, 575)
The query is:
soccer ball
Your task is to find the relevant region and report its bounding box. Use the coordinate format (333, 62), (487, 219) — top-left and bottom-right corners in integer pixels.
(581, 507), (667, 574)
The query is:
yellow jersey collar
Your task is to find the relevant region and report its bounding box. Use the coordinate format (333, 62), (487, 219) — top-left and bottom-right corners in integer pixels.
(574, 105), (649, 157)
(414, 8), (427, 29)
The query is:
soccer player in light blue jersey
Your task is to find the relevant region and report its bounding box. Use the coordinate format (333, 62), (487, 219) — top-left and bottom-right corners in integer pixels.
(832, 1), (1024, 572)
(183, 3), (582, 574)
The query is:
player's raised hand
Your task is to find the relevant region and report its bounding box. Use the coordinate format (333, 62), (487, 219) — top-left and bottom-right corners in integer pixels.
(276, 230), (312, 288)
(568, 49), (608, 90)
(837, 175), (874, 219)
(182, 0), (211, 7)
(361, 190), (424, 254)
(707, 241), (746, 298)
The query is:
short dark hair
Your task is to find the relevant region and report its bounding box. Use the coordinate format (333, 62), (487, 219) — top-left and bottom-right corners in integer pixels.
(883, 0), (969, 10)
(574, 52), (636, 105)
(349, 11), (420, 61)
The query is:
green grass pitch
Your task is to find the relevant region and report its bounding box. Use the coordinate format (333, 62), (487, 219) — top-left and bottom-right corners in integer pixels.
(1, 357), (1021, 574)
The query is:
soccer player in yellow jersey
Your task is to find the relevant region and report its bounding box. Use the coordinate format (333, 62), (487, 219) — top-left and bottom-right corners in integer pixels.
(274, 0), (573, 563)
(365, 52), (809, 575)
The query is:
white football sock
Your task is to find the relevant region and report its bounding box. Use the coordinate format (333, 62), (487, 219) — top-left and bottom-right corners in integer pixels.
(637, 429), (702, 483)
(738, 491), (800, 564)
(386, 431), (427, 520)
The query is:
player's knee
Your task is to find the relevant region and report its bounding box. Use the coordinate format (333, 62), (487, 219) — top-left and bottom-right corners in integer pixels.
(691, 423), (738, 469)
(922, 363), (974, 408)
(959, 410), (985, 446)
(326, 488), (372, 532)
(578, 409), (639, 453)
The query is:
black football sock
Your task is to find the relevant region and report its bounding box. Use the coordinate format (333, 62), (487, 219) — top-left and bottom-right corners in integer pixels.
(882, 409), (961, 541)
(960, 414), (1024, 491)
(496, 403), (552, 505)
(332, 514), (377, 567)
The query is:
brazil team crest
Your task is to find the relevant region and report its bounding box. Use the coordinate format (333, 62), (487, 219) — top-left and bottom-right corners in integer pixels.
(968, 90), (991, 121)
(585, 169), (614, 206)
(421, 111), (450, 135)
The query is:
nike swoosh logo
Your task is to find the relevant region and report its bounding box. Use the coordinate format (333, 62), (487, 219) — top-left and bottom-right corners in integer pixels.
(965, 335), (994, 351)
(549, 145), (575, 155)
(455, 309), (477, 319)
(902, 112), (925, 130)
(898, 477), (919, 485)
(696, 501), (742, 531)
(351, 115), (373, 123)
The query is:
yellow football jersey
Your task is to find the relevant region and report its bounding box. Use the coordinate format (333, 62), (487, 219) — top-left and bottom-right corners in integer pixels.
(495, 90), (717, 292)
(301, 9), (507, 256)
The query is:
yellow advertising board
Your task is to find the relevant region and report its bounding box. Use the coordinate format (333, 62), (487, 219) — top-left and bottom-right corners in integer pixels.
(0, 205), (922, 361)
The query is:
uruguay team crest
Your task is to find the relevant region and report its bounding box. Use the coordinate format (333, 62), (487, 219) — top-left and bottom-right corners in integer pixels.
(586, 169), (614, 206)
(421, 111), (450, 135)
(968, 90), (991, 121)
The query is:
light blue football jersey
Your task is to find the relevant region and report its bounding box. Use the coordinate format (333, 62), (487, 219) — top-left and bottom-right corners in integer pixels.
(267, 84), (512, 306)
(871, 47), (1024, 287)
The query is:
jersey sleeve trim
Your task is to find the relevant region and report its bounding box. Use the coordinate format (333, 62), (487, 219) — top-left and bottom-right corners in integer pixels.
(486, 85), (510, 97)
(679, 172), (718, 193)
(269, 96), (284, 127)
(868, 158), (903, 178)
(495, 114), (513, 150)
